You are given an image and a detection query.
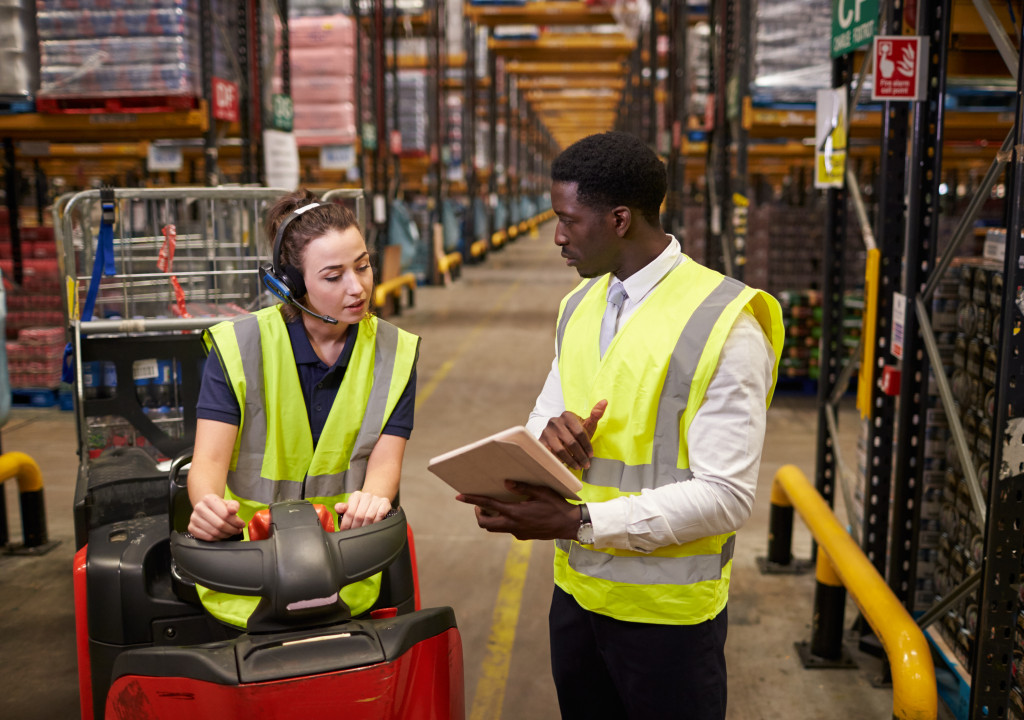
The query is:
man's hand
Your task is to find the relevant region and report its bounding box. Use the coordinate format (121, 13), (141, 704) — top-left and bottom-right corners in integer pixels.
(335, 490), (392, 531)
(188, 494), (246, 541)
(456, 481), (582, 541)
(539, 399), (607, 470)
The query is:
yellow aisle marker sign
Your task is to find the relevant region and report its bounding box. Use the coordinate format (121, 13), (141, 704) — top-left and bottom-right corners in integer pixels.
(858, 248), (880, 417)
(815, 87), (847, 189)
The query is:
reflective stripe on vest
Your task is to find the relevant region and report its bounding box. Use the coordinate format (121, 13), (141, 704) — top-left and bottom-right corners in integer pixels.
(553, 259), (783, 624)
(554, 534), (735, 585)
(210, 310), (412, 506)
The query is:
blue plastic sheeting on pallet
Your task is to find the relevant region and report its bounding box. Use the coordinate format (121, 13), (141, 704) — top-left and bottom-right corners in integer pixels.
(11, 388), (59, 408)
(924, 627), (970, 720)
(0, 97), (35, 114)
(442, 200), (463, 254)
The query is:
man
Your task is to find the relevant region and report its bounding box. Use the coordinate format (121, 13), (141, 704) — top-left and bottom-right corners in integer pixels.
(457, 131), (783, 720)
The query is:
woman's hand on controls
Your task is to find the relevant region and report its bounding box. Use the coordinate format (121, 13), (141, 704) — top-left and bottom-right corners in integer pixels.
(335, 490), (392, 531)
(188, 494), (246, 541)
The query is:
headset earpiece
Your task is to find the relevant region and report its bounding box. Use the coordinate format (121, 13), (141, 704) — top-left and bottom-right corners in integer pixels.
(281, 264), (307, 299)
(259, 264), (293, 302)
(267, 200), (324, 301)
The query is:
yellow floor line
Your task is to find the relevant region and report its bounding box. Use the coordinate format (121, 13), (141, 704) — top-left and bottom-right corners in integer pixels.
(415, 281), (521, 409)
(469, 538), (534, 720)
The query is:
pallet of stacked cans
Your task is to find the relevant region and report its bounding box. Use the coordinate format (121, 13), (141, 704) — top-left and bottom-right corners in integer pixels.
(972, 228), (1024, 717)
(765, 203), (822, 294)
(5, 326), (65, 402)
(0, 219), (62, 321)
(933, 258), (1002, 670)
(1, 0), (39, 113)
(744, 204), (770, 291)
(35, 0), (202, 113)
(0, 213), (65, 403)
(277, 13), (357, 148)
(680, 203), (706, 266)
(776, 289), (821, 386)
(752, 0), (831, 105)
(82, 356), (185, 462)
(386, 67), (430, 157)
(445, 93), (464, 182)
(914, 266), (961, 615)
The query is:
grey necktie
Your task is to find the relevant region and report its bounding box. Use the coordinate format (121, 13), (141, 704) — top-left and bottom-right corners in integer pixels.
(599, 282), (628, 357)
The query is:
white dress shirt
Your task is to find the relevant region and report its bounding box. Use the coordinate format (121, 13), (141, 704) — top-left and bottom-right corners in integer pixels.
(526, 236), (776, 552)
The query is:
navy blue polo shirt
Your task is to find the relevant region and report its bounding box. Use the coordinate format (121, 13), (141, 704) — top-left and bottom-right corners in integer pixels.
(196, 320), (416, 446)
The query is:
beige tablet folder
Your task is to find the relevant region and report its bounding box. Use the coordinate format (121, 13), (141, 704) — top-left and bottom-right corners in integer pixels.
(427, 426), (583, 502)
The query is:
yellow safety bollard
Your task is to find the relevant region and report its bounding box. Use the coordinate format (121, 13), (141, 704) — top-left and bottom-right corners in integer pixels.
(0, 451), (59, 554)
(796, 551), (855, 668)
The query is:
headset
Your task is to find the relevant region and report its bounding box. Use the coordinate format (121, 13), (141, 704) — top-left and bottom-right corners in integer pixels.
(259, 201), (339, 325)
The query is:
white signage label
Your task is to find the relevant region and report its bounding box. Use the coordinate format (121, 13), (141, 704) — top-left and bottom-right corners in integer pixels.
(891, 291), (906, 360)
(263, 130), (300, 190)
(147, 144), (183, 172)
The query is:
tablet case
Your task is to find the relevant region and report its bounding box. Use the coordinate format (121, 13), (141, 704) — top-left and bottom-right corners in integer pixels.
(427, 426), (583, 502)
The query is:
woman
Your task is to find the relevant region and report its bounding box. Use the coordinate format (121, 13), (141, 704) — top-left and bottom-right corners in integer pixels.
(187, 189), (419, 628)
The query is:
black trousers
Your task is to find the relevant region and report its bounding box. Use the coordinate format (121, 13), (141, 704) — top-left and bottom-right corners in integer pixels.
(548, 587), (728, 720)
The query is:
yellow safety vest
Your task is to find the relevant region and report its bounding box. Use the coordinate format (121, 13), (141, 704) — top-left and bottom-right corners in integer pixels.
(198, 306), (420, 628)
(553, 258), (783, 625)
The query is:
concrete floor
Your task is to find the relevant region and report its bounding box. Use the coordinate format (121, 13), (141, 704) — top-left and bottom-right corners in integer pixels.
(0, 222), (948, 719)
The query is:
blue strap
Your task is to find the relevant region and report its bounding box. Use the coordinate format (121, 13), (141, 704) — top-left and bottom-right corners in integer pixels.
(63, 195), (117, 384)
(81, 198), (116, 322)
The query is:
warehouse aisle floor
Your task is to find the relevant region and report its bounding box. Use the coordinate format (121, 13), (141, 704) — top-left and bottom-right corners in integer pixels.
(0, 220), (945, 719)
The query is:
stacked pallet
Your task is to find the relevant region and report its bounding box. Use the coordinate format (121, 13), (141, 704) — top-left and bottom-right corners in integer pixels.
(35, 0), (201, 112)
(278, 13), (358, 147)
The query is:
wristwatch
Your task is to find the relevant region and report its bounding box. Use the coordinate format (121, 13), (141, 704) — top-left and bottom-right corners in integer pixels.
(576, 503), (594, 545)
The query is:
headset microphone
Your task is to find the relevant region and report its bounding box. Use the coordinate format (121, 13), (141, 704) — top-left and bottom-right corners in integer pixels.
(291, 298), (338, 325)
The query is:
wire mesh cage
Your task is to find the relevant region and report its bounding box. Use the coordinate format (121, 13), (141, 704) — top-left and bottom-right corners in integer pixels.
(54, 187), (364, 325)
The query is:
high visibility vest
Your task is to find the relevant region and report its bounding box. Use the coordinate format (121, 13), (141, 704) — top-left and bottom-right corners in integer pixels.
(553, 258), (783, 625)
(198, 306), (420, 628)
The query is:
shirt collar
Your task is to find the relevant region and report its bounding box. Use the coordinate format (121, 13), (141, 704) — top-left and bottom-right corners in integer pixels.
(614, 234), (685, 302)
(287, 319), (359, 370)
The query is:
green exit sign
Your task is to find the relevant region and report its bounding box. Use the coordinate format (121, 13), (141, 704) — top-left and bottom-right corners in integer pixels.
(832, 0), (878, 57)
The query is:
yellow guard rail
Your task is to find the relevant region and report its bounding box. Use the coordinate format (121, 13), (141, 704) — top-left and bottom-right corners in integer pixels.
(772, 464), (937, 720)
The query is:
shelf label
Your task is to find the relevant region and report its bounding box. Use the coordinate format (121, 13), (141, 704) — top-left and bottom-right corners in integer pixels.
(212, 77), (239, 123)
(891, 291), (906, 360)
(133, 358), (159, 381)
(320, 144), (356, 170)
(147, 143), (183, 172)
(871, 36), (929, 102)
(832, 0), (878, 57)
